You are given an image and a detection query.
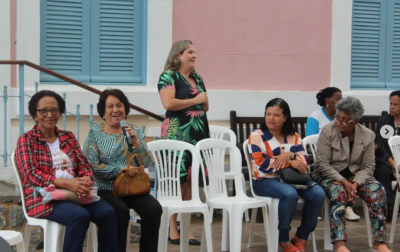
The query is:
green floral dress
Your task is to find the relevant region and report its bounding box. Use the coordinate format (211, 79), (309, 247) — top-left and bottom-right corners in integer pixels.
(158, 70), (210, 183)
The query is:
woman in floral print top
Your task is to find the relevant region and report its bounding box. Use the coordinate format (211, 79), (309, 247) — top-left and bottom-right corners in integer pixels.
(158, 40), (209, 245)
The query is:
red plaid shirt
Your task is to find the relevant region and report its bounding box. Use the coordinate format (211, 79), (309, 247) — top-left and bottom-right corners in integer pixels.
(15, 125), (93, 218)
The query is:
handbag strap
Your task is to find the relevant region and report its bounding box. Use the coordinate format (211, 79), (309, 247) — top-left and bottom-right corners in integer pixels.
(127, 153), (143, 168)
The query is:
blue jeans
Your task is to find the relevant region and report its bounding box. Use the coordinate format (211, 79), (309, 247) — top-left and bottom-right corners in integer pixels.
(42, 199), (119, 252)
(253, 178), (325, 242)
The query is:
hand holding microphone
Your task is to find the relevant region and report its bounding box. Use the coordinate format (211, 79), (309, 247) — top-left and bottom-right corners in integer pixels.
(120, 120), (139, 148)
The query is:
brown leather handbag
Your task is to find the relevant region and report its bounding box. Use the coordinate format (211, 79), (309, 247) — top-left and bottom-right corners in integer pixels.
(112, 154), (150, 197)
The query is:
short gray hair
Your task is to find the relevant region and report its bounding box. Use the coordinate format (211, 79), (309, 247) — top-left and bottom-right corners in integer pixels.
(335, 96), (364, 120)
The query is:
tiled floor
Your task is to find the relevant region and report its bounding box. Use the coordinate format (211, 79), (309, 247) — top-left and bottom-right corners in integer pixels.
(33, 208), (400, 252)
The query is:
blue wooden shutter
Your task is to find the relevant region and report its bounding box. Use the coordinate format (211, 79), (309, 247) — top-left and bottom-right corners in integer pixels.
(40, 0), (90, 82)
(351, 0), (387, 89)
(385, 0), (400, 88)
(90, 0), (146, 83)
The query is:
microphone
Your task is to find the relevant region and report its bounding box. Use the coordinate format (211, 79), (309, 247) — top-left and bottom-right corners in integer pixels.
(120, 120), (134, 148)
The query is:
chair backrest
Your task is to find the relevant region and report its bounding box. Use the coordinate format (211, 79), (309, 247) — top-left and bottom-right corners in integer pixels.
(302, 134), (319, 160)
(209, 125), (237, 174)
(196, 139), (246, 200)
(388, 136), (400, 185)
(147, 140), (200, 202)
(10, 152), (30, 220)
(209, 125), (237, 143)
(243, 140), (257, 198)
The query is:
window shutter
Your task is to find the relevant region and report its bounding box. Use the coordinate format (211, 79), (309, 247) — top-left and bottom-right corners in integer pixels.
(385, 0), (400, 88)
(350, 0), (387, 89)
(40, 0), (90, 82)
(90, 0), (146, 83)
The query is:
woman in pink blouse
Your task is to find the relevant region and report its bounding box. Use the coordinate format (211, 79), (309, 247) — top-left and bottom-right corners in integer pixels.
(248, 98), (325, 252)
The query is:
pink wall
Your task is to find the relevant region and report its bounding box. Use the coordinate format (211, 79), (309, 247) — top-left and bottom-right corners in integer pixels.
(173, 0), (332, 91)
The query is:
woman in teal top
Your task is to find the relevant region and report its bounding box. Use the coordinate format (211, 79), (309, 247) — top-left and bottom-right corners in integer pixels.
(84, 89), (162, 252)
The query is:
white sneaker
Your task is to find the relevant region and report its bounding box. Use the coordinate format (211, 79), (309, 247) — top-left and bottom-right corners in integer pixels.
(345, 206), (360, 221)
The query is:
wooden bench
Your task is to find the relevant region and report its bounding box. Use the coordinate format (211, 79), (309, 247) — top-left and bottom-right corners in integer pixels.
(230, 110), (387, 167)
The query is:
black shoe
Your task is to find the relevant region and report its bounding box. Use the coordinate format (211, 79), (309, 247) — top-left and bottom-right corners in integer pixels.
(168, 236), (180, 245)
(189, 238), (201, 246)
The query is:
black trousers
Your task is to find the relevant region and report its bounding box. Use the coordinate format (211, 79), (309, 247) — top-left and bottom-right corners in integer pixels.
(98, 190), (163, 252)
(374, 159), (396, 205)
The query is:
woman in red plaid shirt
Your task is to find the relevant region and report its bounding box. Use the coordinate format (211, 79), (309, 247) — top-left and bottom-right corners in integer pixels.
(15, 90), (119, 252)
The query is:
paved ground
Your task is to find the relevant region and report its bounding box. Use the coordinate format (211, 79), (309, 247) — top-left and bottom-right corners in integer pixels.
(32, 207), (400, 252)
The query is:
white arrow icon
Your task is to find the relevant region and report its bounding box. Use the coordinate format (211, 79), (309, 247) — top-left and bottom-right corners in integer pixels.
(380, 125), (394, 139)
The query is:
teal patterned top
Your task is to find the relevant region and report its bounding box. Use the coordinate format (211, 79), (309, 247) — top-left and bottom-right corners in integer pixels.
(83, 123), (152, 191)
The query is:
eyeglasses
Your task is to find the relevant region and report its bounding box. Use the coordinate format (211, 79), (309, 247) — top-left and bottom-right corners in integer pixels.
(37, 107), (60, 116)
(335, 116), (354, 125)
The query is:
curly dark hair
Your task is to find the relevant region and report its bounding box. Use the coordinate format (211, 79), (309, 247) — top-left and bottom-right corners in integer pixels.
(260, 98), (295, 136)
(316, 87), (341, 106)
(28, 90), (66, 120)
(97, 89), (130, 119)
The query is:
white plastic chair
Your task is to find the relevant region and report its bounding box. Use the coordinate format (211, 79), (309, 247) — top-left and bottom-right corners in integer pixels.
(303, 134), (372, 250)
(388, 136), (400, 243)
(147, 140), (213, 252)
(243, 139), (318, 252)
(0, 230), (25, 252)
(11, 152), (65, 252)
(208, 125), (249, 223)
(196, 138), (268, 252)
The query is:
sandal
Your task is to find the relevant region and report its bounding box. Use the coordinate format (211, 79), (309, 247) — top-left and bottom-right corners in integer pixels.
(291, 237), (306, 252)
(280, 243), (300, 252)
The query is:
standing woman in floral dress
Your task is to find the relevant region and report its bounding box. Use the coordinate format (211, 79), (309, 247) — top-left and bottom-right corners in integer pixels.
(158, 40), (209, 245)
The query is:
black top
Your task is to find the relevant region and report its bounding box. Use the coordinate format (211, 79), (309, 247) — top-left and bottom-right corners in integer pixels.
(375, 114), (395, 162)
(339, 141), (355, 180)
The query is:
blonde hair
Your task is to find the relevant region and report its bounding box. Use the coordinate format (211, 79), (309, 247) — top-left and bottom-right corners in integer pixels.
(164, 40), (196, 72)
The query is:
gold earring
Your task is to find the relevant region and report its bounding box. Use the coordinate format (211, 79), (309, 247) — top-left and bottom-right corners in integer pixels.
(326, 104), (329, 107)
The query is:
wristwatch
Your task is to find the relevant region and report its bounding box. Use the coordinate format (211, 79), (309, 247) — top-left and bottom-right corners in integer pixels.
(291, 153), (297, 160)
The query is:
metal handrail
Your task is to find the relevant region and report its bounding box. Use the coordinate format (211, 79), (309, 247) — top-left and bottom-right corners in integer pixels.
(0, 60), (164, 121)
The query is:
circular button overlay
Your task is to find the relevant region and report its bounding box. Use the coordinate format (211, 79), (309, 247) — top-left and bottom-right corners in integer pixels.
(380, 125), (394, 139)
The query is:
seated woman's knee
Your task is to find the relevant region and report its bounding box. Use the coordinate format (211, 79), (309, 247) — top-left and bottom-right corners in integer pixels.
(72, 209), (91, 225)
(329, 184), (348, 204)
(283, 187), (299, 203)
(143, 200), (163, 219)
(309, 185), (326, 203)
(112, 202), (130, 217)
(101, 203), (117, 219)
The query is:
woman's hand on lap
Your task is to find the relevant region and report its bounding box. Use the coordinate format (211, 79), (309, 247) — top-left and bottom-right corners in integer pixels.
(272, 152), (293, 170)
(340, 179), (358, 203)
(290, 160), (308, 174)
(66, 178), (92, 197)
